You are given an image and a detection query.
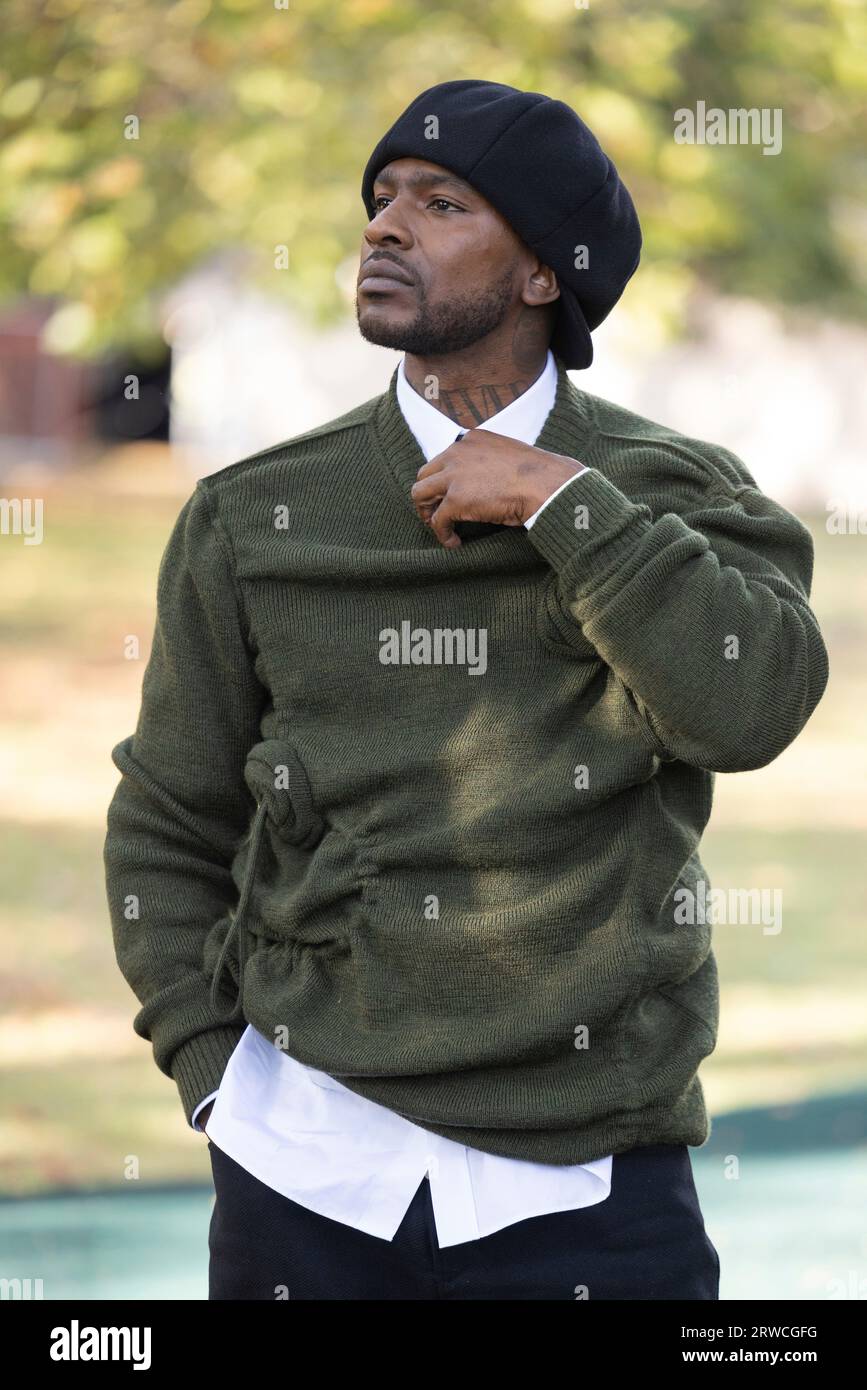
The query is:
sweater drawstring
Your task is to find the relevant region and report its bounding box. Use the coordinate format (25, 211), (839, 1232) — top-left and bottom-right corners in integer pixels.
(209, 797), (269, 1023)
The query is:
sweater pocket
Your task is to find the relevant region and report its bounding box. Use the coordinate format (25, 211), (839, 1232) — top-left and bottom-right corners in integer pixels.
(616, 955), (719, 1107)
(205, 738), (334, 1012)
(242, 738), (327, 850)
(654, 953), (719, 1048)
(235, 738), (359, 959)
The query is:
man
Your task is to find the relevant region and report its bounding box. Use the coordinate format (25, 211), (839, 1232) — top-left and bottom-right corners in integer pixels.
(104, 79), (829, 1300)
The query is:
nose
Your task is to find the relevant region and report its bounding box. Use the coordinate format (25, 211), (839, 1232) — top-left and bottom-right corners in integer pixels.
(364, 195), (414, 251)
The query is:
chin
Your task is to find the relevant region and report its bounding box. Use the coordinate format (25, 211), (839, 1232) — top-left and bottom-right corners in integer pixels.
(356, 307), (414, 351)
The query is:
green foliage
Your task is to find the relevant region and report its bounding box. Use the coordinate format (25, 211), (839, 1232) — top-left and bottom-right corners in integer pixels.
(0, 0), (864, 355)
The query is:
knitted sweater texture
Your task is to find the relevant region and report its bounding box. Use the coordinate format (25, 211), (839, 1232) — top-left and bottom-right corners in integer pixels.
(103, 352), (829, 1164)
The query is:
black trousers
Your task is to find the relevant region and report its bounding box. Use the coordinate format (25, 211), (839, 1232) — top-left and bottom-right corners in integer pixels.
(207, 1138), (720, 1300)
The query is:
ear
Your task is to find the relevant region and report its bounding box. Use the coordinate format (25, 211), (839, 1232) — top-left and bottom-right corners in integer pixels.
(523, 262), (560, 308)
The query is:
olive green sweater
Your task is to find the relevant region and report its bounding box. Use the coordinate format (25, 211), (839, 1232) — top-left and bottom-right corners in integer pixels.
(103, 351), (828, 1165)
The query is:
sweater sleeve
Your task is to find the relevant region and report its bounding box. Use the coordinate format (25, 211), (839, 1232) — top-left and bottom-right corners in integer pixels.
(103, 479), (267, 1126)
(524, 465), (589, 529)
(523, 450), (829, 772)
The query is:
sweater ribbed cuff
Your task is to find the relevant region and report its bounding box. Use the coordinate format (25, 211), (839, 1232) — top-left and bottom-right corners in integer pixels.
(523, 466), (651, 577)
(170, 1024), (246, 1129)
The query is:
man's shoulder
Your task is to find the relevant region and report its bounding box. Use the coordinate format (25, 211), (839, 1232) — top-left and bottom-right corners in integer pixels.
(198, 390), (385, 495)
(573, 384), (760, 494)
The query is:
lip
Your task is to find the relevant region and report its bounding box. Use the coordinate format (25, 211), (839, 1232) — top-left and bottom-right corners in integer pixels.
(359, 261), (415, 290)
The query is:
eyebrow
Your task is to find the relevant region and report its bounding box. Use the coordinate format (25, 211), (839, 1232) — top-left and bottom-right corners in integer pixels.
(373, 168), (477, 198)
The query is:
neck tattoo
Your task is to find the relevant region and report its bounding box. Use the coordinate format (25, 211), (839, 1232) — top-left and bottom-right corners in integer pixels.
(434, 379), (534, 428)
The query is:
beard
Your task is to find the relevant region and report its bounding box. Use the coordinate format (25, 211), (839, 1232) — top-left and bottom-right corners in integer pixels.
(355, 265), (516, 356)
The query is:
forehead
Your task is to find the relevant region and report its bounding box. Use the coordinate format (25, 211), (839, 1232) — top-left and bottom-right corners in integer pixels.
(373, 158), (479, 199)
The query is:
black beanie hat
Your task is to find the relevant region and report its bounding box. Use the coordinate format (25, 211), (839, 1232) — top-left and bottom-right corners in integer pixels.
(360, 79), (642, 370)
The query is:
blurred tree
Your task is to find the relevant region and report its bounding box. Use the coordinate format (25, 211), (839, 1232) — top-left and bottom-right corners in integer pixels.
(0, 0), (864, 356)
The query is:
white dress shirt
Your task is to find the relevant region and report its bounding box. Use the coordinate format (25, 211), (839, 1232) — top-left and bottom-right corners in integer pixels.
(195, 348), (609, 1248)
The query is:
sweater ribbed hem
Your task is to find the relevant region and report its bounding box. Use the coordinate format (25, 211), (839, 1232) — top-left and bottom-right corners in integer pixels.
(340, 1073), (712, 1166)
(170, 1025), (247, 1128)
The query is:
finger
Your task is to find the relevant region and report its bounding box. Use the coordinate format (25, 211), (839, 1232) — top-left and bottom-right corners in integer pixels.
(428, 500), (461, 549)
(411, 474), (449, 505)
(415, 454), (449, 479)
(417, 499), (442, 525)
(411, 473), (448, 525)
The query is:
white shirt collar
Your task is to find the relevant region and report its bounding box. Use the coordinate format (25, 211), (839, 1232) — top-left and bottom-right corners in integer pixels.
(396, 349), (557, 462)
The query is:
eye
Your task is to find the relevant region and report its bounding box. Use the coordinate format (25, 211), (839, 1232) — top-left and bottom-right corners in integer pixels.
(371, 195), (463, 213)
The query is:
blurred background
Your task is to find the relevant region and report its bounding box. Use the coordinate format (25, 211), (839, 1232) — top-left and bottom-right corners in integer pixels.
(1, 0), (865, 1300)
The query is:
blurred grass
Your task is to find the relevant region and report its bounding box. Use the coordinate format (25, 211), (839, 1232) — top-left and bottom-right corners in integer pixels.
(0, 448), (864, 1194)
